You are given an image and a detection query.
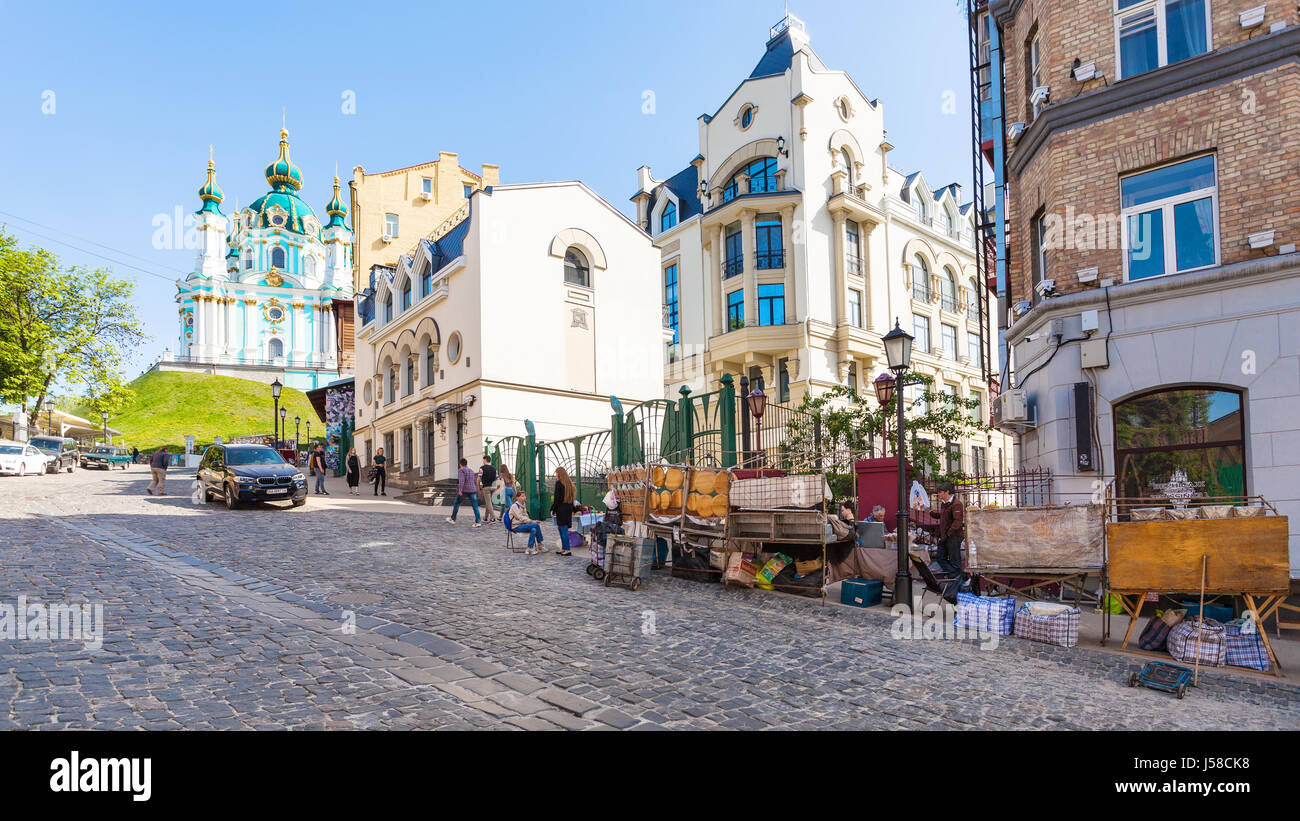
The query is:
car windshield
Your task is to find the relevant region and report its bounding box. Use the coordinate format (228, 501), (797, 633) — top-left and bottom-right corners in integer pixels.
(29, 439), (60, 452)
(90, 447), (115, 454)
(226, 448), (286, 466)
(0, 445), (22, 455)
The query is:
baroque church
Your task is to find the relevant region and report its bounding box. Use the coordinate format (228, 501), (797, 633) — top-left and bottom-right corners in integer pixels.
(168, 128), (353, 390)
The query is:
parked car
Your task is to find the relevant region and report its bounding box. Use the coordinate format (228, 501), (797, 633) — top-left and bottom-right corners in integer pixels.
(0, 443), (50, 476)
(197, 443), (307, 509)
(81, 445), (132, 470)
(29, 435), (78, 473)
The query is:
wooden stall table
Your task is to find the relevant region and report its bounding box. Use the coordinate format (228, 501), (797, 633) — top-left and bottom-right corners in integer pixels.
(963, 504), (1106, 608)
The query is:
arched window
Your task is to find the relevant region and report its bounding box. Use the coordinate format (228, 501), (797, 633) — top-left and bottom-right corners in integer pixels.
(660, 200), (677, 233)
(839, 149), (854, 188)
(304, 255), (316, 277)
(917, 194), (930, 224)
(267, 337), (284, 360)
(723, 157), (778, 202)
(404, 356), (415, 396)
(243, 248), (254, 270)
(401, 279), (412, 311)
(383, 293), (393, 324)
(271, 246), (286, 270)
(941, 210), (953, 237)
(941, 267), (958, 312)
(1114, 388), (1246, 505)
(387, 365), (398, 404)
(564, 247), (590, 288)
(425, 343), (437, 386)
(912, 255), (931, 301)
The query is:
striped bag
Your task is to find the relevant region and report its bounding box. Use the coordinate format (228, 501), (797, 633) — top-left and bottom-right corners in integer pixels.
(1224, 621), (1270, 672)
(1167, 616), (1227, 667)
(955, 592), (1016, 636)
(1013, 604), (1081, 647)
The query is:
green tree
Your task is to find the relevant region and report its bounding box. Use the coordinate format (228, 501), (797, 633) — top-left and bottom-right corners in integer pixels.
(0, 229), (146, 414)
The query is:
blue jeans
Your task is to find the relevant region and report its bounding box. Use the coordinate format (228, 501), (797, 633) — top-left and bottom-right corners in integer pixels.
(451, 492), (480, 522)
(503, 488), (515, 516)
(513, 523), (543, 547)
(557, 524), (570, 551)
(314, 471), (326, 493)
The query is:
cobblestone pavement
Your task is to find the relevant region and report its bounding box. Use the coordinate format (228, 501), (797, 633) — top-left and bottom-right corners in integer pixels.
(3, 468), (1298, 730)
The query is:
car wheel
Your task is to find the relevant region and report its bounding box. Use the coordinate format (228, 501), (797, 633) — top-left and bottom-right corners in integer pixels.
(224, 484), (240, 510)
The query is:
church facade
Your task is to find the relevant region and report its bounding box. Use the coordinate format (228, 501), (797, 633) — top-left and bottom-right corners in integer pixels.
(166, 129), (353, 390)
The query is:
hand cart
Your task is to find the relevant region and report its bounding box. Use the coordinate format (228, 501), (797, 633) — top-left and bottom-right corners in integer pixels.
(605, 535), (652, 591)
(1128, 661), (1194, 699)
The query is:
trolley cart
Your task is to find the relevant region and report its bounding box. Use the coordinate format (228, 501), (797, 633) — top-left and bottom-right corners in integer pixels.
(605, 535), (652, 591)
(1128, 661), (1194, 699)
(586, 534), (608, 581)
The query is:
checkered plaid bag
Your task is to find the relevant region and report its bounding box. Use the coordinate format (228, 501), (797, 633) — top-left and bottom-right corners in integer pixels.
(1224, 622), (1270, 672)
(955, 592), (1016, 636)
(1013, 604), (1080, 647)
(1167, 616), (1227, 667)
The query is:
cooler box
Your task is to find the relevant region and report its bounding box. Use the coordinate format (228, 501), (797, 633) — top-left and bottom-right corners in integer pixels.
(840, 578), (883, 608)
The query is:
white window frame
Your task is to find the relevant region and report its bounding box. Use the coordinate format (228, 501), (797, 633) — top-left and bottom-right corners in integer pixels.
(1113, 0), (1213, 81)
(421, 177), (432, 195)
(913, 314), (931, 353)
(848, 288), (863, 327)
(941, 324), (958, 360)
(1120, 154), (1219, 283)
(1029, 34), (1044, 118)
(384, 213), (400, 238)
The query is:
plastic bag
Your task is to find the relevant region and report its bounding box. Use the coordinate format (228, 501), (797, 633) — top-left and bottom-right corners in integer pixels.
(602, 490), (619, 510)
(909, 480), (930, 510)
(754, 553), (792, 590)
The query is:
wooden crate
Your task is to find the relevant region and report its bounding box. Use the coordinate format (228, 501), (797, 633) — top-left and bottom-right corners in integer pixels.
(1106, 516), (1290, 594)
(729, 510), (825, 544)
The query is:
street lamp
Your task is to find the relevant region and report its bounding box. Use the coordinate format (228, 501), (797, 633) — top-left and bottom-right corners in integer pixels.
(306, 420), (311, 446)
(747, 387), (767, 466)
(873, 372), (896, 457)
(882, 319), (915, 605)
(294, 416), (301, 455)
(271, 379), (282, 448)
(100, 410), (109, 446)
(279, 406), (287, 450)
(45, 399), (54, 436)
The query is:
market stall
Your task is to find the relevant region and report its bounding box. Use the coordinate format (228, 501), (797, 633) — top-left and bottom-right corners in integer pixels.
(1106, 495), (1290, 675)
(722, 471), (835, 600)
(964, 504), (1106, 605)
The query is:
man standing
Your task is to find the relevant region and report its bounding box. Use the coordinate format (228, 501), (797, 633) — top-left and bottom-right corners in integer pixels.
(309, 444), (329, 495)
(131, 446), (140, 465)
(478, 455), (498, 524)
(914, 483), (966, 603)
(446, 458), (482, 527)
(146, 446), (169, 496)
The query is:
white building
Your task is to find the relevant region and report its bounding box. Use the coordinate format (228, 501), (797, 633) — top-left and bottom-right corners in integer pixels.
(353, 181), (665, 482)
(632, 15), (1008, 473)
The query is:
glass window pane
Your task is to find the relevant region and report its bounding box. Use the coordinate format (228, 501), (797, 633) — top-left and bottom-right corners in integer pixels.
(1126, 209), (1166, 280)
(1118, 9), (1159, 79)
(1173, 197), (1215, 271)
(1166, 0), (1208, 64)
(1115, 388), (1242, 449)
(1121, 156), (1215, 208)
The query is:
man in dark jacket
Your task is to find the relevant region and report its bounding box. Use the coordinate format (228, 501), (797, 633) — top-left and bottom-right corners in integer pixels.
(146, 446), (170, 495)
(914, 483), (966, 602)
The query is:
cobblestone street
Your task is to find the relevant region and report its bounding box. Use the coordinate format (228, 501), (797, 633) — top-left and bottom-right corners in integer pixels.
(3, 467), (1298, 730)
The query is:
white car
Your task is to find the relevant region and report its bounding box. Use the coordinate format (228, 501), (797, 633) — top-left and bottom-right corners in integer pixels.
(0, 443), (49, 476)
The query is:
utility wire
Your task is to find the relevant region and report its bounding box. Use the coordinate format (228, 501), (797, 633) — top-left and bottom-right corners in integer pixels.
(0, 209), (191, 283)
(0, 223), (182, 285)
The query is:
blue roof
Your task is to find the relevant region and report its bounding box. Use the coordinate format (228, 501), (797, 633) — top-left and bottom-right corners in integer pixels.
(750, 29), (797, 78)
(657, 165), (702, 221)
(426, 208), (471, 275)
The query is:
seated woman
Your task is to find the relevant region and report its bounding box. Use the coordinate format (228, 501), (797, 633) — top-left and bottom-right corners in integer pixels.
(507, 493), (547, 555)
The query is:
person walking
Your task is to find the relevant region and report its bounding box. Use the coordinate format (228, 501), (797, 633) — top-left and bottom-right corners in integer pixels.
(478, 455), (499, 524)
(146, 446), (170, 496)
(131, 446), (139, 466)
(551, 466), (576, 556)
(346, 448), (360, 495)
(309, 444), (330, 495)
(447, 458), (482, 526)
(508, 492), (547, 554)
(499, 465), (516, 516)
(372, 448), (387, 496)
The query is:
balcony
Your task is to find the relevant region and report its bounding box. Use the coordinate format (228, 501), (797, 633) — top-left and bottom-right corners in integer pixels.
(724, 257), (743, 278)
(846, 255), (862, 276)
(756, 250), (784, 270)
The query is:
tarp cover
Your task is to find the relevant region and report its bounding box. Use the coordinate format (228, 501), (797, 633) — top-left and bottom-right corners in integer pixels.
(966, 504), (1105, 570)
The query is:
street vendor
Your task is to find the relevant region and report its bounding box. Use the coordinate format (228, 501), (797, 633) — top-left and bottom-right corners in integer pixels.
(913, 482), (966, 600)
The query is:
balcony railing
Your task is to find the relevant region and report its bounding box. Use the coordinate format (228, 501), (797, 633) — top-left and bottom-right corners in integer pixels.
(846, 255), (862, 276)
(756, 250), (784, 270)
(163, 353), (335, 369)
(724, 257), (743, 278)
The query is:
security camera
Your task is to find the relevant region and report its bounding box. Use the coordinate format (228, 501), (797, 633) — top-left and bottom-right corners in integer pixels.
(1034, 278), (1057, 297)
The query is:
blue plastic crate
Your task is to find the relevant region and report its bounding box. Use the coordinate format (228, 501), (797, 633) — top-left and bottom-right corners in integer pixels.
(1180, 601), (1234, 623)
(840, 578), (883, 608)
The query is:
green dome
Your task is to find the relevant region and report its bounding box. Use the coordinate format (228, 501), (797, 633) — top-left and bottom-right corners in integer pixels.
(325, 176), (348, 228)
(197, 158), (224, 215)
(264, 128), (303, 192)
(248, 189), (317, 234)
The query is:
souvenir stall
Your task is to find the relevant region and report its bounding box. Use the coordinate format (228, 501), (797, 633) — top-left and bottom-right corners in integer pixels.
(645, 464), (730, 583)
(721, 471), (836, 600)
(963, 504), (1106, 605)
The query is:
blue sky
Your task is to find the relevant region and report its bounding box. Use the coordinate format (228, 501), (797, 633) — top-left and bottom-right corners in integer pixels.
(0, 0), (974, 377)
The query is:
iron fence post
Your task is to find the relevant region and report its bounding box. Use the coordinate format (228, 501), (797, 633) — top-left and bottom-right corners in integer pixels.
(739, 374), (752, 467)
(677, 385), (694, 463)
(718, 373), (737, 468)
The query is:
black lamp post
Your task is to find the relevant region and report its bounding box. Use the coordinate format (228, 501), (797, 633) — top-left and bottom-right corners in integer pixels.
(873, 372), (896, 457)
(100, 410), (109, 445)
(306, 420), (311, 447)
(882, 319), (915, 605)
(294, 416), (301, 455)
(45, 399), (54, 436)
(271, 379), (282, 448)
(747, 387), (767, 467)
(279, 407), (287, 451)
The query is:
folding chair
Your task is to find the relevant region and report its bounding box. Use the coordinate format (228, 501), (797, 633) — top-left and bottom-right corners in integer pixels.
(503, 512), (527, 554)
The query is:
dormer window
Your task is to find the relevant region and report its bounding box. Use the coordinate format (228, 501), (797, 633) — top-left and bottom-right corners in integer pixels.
(660, 200), (677, 232)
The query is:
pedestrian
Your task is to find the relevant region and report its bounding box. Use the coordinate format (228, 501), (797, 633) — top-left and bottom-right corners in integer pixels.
(478, 455), (499, 524)
(372, 447), (387, 496)
(131, 446), (139, 465)
(309, 444), (329, 495)
(914, 482), (967, 603)
(508, 492), (547, 554)
(447, 458), (482, 526)
(346, 448), (360, 495)
(499, 465), (516, 517)
(146, 446), (170, 496)
(551, 466), (576, 556)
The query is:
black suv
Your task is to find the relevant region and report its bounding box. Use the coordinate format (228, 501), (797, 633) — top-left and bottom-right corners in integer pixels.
(28, 436), (78, 473)
(197, 443), (307, 509)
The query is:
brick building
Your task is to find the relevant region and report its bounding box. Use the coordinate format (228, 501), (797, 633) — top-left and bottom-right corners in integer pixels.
(974, 0), (1300, 573)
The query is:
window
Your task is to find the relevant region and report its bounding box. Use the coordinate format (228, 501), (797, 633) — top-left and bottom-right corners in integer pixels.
(740, 105), (755, 129)
(755, 214), (783, 269)
(838, 148), (855, 188)
(848, 289), (862, 328)
(941, 324), (958, 360)
(846, 362), (858, 393)
(304, 255), (316, 277)
(387, 366), (398, 404)
(913, 315), (930, 353)
(660, 200), (677, 232)
(727, 290), (744, 331)
(267, 337), (284, 360)
(946, 442), (962, 475)
(1115, 0), (1209, 80)
(917, 195), (930, 225)
(422, 178), (432, 196)
(384, 213), (399, 238)
(401, 279), (412, 312)
(1122, 155), (1217, 281)
(383, 293), (393, 324)
(1032, 212), (1048, 301)
(724, 226), (743, 278)
(941, 268), (958, 312)
(971, 390), (985, 424)
(1028, 33), (1045, 119)
(967, 331), (981, 364)
(912, 255), (931, 301)
(724, 157), (778, 202)
(967, 278), (980, 321)
(941, 210), (953, 237)
(244, 248), (254, 270)
(664, 264), (679, 344)
(463, 183), (474, 198)
(426, 343), (436, 386)
(837, 97), (851, 120)
(971, 445), (987, 474)
(845, 220), (861, 275)
(421, 268), (431, 297)
(757, 283), (784, 326)
(271, 246), (286, 269)
(446, 332), (462, 364)
(778, 358), (791, 403)
(1114, 387), (1245, 504)
(404, 357), (415, 396)
(911, 385), (929, 416)
(564, 247), (591, 287)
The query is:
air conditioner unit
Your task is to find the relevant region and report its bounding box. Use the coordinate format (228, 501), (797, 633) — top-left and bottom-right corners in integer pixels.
(999, 390), (1029, 423)
(419, 191), (432, 201)
(381, 230), (394, 243)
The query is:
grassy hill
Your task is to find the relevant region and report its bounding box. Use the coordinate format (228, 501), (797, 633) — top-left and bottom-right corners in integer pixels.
(74, 370), (320, 452)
